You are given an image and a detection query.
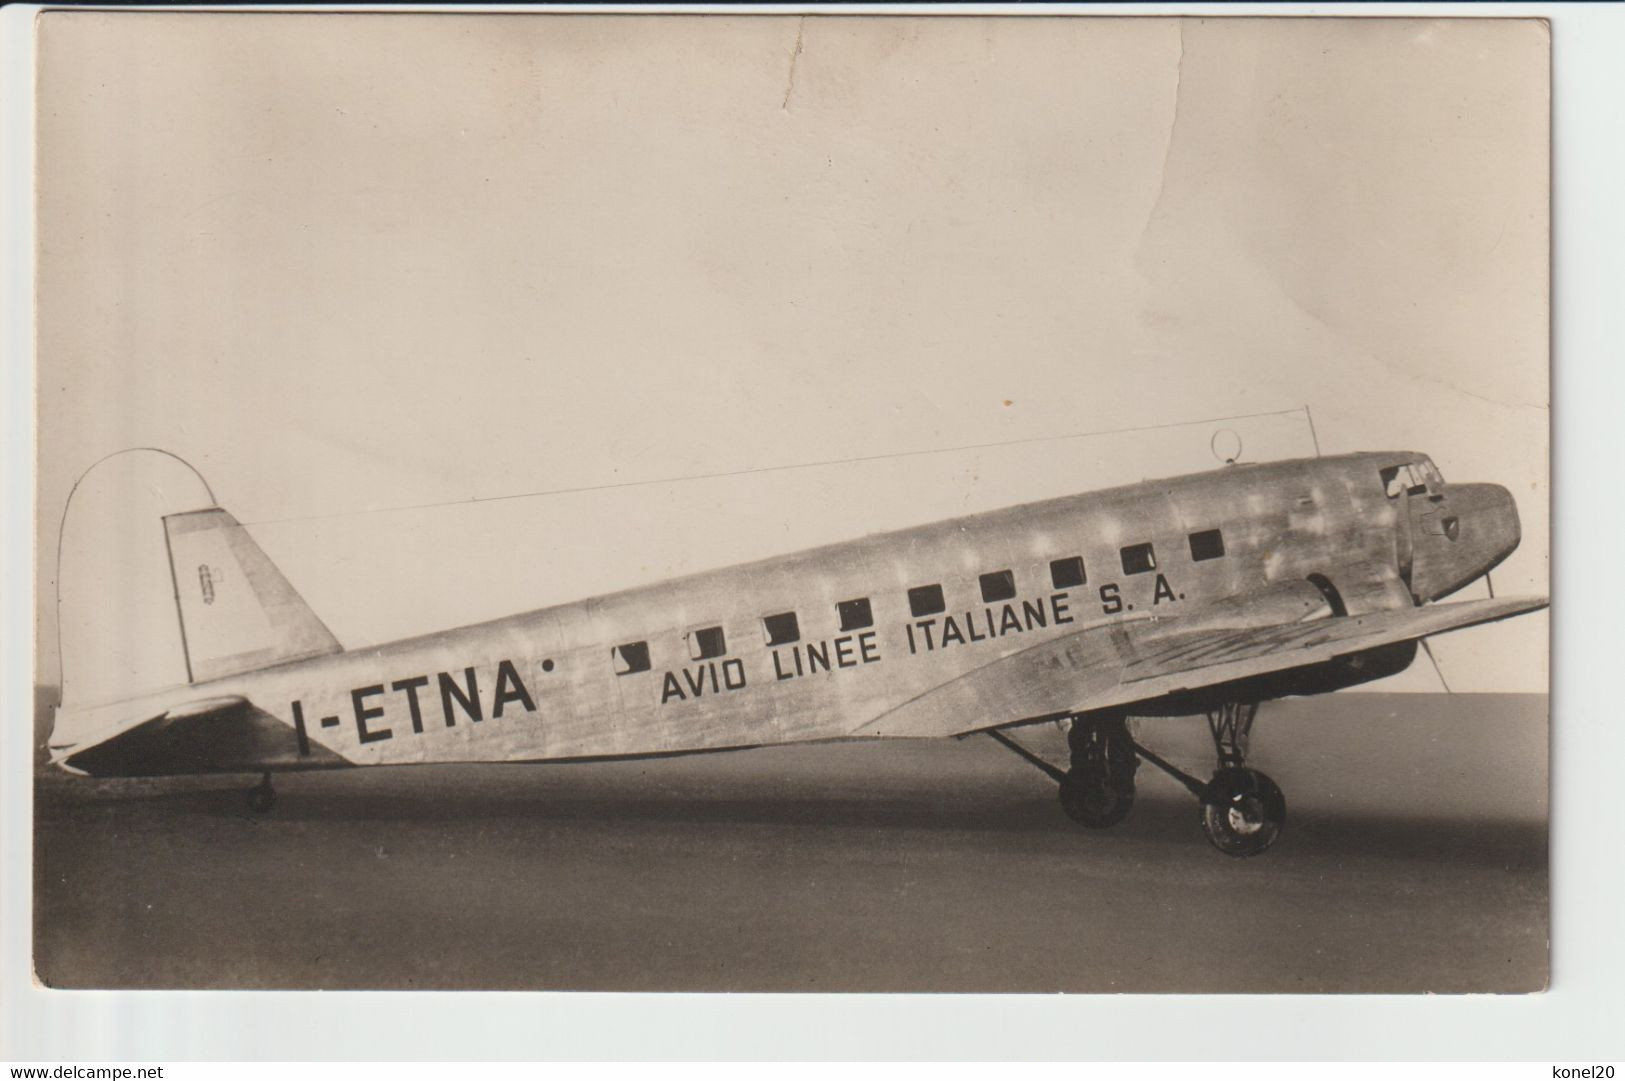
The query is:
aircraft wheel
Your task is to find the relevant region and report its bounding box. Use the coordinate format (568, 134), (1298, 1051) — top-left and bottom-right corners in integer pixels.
(1200, 767), (1285, 857)
(245, 779), (276, 814)
(1059, 766), (1135, 829)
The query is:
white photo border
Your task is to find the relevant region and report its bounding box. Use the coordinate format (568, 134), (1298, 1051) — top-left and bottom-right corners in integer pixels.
(2, 1), (1615, 1062)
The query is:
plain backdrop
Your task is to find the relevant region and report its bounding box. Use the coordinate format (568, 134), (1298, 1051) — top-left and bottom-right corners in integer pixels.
(33, 13), (1548, 694)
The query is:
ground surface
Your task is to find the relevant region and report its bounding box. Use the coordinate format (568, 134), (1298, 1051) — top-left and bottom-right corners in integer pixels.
(33, 692), (1547, 992)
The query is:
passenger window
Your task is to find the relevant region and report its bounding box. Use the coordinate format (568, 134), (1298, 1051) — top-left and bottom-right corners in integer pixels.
(979, 570), (1017, 603)
(612, 641), (651, 675)
(1050, 556), (1086, 589)
(687, 625), (726, 661)
(762, 611), (800, 647)
(837, 597), (873, 632)
(908, 584), (945, 617)
(1188, 529), (1225, 562)
(1120, 543), (1156, 575)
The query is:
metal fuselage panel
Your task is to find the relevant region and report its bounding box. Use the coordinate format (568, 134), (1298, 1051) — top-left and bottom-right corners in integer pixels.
(70, 453), (1434, 771)
(187, 453), (1422, 768)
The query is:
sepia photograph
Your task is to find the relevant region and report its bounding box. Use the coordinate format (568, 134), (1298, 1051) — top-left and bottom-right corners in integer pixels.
(29, 11), (1549, 996)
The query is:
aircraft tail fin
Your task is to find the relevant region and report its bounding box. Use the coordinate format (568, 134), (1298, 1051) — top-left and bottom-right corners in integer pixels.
(55, 450), (342, 723)
(53, 450), (343, 762)
(162, 508), (342, 683)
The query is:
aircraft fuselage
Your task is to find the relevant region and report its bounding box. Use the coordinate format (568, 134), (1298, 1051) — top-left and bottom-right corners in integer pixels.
(53, 450), (1521, 776)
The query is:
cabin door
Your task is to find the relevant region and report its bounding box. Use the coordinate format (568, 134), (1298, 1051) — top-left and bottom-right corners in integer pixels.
(1383, 462), (1452, 601)
(1381, 465), (1420, 595)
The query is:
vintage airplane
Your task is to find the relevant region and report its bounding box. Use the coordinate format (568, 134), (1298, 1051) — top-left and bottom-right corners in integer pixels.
(49, 448), (1545, 856)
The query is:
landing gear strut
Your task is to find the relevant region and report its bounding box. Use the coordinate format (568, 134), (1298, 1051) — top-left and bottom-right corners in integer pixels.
(245, 771), (276, 814)
(1197, 703), (1285, 858)
(1059, 713), (1139, 828)
(986, 700), (1287, 856)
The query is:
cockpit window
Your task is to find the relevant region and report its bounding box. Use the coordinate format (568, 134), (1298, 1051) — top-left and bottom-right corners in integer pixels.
(1381, 462), (1438, 498)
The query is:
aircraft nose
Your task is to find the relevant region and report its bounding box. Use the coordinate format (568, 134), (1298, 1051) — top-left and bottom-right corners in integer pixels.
(1452, 482), (1521, 565)
(1407, 482), (1522, 602)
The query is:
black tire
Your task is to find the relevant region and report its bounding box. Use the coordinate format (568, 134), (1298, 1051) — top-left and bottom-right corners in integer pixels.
(245, 785), (276, 814)
(1200, 767), (1285, 857)
(1059, 766), (1135, 828)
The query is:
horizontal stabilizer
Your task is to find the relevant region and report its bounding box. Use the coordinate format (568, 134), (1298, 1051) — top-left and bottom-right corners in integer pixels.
(61, 695), (348, 777)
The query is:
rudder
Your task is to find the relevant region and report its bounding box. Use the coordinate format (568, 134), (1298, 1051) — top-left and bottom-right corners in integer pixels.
(164, 508), (341, 683)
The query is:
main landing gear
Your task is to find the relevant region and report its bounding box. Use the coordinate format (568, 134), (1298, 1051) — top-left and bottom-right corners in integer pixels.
(1194, 703), (1285, 858)
(245, 771), (276, 814)
(989, 702), (1287, 857)
(1058, 714), (1139, 829)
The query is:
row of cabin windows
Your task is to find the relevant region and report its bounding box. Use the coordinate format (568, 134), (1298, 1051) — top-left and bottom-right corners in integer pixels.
(610, 528), (1227, 674)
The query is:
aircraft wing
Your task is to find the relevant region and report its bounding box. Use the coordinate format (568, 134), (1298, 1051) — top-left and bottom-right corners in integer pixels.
(852, 595), (1548, 739)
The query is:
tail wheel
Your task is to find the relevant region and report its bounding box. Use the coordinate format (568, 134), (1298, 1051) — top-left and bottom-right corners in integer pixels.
(245, 773), (276, 814)
(1200, 767), (1285, 857)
